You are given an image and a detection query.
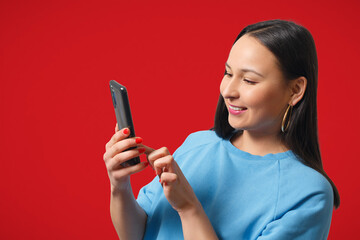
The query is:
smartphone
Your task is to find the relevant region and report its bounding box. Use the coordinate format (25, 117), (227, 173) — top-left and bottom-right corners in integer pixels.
(109, 80), (140, 167)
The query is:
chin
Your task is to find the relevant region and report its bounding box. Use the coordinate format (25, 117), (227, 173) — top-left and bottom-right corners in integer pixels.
(228, 121), (248, 131)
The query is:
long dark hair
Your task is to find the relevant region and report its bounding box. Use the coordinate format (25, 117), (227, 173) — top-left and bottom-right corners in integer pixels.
(214, 20), (340, 208)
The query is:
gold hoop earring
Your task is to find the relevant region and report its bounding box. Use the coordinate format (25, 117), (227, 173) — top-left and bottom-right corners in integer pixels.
(281, 105), (293, 133)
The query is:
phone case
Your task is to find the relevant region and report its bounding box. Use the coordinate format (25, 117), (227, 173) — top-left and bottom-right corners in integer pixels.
(109, 80), (140, 166)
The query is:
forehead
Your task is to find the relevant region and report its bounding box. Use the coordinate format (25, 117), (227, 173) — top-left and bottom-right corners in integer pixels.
(227, 35), (280, 73)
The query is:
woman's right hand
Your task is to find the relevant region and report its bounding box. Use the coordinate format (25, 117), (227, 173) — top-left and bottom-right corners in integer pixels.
(103, 124), (149, 192)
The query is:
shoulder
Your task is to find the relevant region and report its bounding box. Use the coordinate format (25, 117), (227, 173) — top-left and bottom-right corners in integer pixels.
(280, 156), (333, 197)
(276, 155), (334, 217)
(260, 155), (335, 239)
(173, 130), (222, 157)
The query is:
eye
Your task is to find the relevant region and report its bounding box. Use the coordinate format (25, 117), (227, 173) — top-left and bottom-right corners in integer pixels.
(224, 70), (233, 77)
(244, 79), (257, 85)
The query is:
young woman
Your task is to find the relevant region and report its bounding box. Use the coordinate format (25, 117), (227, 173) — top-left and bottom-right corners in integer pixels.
(103, 19), (340, 240)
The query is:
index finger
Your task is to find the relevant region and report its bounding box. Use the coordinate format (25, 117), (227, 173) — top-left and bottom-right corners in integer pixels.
(147, 147), (171, 171)
(137, 144), (155, 168)
(139, 144), (155, 155)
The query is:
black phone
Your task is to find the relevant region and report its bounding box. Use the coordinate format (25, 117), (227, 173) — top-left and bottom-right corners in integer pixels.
(109, 80), (140, 167)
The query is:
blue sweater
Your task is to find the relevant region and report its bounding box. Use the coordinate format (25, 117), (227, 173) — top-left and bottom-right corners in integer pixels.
(137, 131), (333, 239)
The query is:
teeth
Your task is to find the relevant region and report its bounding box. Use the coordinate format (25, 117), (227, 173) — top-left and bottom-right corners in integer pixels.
(229, 105), (245, 111)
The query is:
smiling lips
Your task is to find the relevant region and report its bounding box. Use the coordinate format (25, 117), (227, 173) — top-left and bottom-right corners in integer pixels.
(228, 104), (247, 115)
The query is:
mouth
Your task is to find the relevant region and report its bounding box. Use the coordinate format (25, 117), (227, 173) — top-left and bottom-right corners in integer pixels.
(228, 104), (247, 115)
(229, 105), (247, 111)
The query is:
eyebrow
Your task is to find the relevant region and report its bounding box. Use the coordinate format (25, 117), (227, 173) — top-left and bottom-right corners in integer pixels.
(225, 62), (265, 78)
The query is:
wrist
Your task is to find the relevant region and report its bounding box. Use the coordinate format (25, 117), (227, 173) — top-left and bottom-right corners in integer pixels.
(110, 180), (132, 196)
(178, 201), (219, 240)
(177, 200), (203, 219)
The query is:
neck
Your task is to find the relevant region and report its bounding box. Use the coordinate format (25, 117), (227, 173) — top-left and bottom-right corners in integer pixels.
(231, 130), (288, 156)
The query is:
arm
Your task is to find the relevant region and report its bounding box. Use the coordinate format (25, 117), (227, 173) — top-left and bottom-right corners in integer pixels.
(148, 147), (218, 240)
(178, 203), (218, 240)
(110, 183), (147, 240)
(257, 193), (333, 240)
(103, 125), (149, 239)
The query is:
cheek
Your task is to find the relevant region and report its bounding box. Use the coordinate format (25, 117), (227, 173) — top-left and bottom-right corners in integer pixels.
(243, 85), (286, 110)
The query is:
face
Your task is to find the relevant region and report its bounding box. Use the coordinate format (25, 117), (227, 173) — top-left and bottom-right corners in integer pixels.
(220, 35), (292, 135)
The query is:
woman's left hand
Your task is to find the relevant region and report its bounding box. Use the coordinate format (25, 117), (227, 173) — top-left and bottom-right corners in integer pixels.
(147, 147), (200, 213)
(147, 147), (219, 239)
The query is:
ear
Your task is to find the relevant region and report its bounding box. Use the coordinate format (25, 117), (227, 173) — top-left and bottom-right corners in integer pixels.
(289, 76), (307, 106)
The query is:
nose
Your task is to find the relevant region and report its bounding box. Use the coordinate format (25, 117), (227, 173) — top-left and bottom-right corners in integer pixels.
(221, 77), (240, 100)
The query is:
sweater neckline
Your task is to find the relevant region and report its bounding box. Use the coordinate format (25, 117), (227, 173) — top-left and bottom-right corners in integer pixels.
(222, 137), (295, 161)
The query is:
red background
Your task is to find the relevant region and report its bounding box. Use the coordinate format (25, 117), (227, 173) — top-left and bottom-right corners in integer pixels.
(1, 0), (359, 239)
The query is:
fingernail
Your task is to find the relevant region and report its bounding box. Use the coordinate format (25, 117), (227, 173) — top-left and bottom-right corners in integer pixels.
(123, 128), (129, 134)
(159, 179), (161, 183)
(135, 138), (143, 144)
(138, 148), (146, 154)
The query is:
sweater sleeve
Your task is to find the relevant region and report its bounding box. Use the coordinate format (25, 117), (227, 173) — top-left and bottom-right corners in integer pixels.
(136, 131), (198, 215)
(258, 161), (334, 240)
(136, 176), (159, 216)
